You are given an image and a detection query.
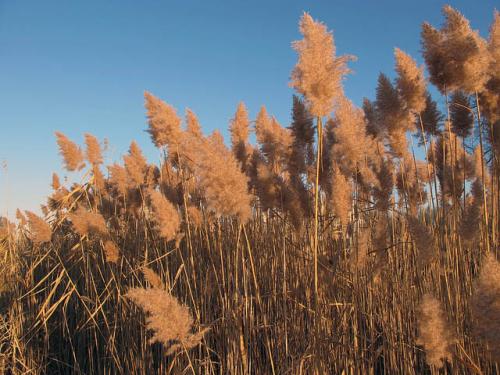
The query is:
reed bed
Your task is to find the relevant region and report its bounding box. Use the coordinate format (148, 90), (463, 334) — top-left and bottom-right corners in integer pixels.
(0, 5), (499, 374)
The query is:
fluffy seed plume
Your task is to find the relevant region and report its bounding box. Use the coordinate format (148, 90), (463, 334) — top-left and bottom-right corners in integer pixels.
(124, 141), (147, 186)
(108, 163), (129, 196)
(185, 108), (202, 138)
(394, 48), (426, 115)
(416, 294), (454, 368)
(125, 285), (209, 355)
(148, 189), (180, 241)
(68, 206), (108, 238)
(55, 132), (85, 171)
(25, 211), (52, 245)
(144, 91), (182, 149)
(230, 102), (250, 169)
(421, 6), (491, 93)
(84, 133), (103, 166)
(471, 253), (500, 363)
(331, 166), (351, 225)
(291, 12), (353, 117)
(103, 240), (119, 263)
(51, 173), (61, 191)
(450, 91), (473, 138)
(142, 267), (164, 289)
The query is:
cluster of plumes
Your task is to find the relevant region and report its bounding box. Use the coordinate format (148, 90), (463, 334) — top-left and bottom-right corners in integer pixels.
(291, 12), (353, 117)
(421, 5), (491, 94)
(125, 268), (209, 355)
(416, 294), (454, 368)
(145, 93), (252, 223)
(471, 253), (500, 363)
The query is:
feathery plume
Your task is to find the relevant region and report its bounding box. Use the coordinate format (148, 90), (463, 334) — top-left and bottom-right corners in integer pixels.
(195, 135), (252, 222)
(417, 92), (443, 143)
(125, 287), (208, 355)
(68, 206), (108, 238)
(421, 6), (491, 93)
(331, 97), (373, 173)
(25, 211), (52, 245)
(416, 294), (453, 368)
(471, 253), (500, 363)
(450, 91), (473, 138)
(144, 91), (182, 149)
(148, 189), (180, 241)
(142, 267), (164, 289)
(84, 133), (103, 166)
(108, 163), (128, 196)
(124, 141), (147, 186)
(230, 102), (250, 169)
(291, 12), (353, 117)
(331, 166), (351, 225)
(55, 132), (85, 171)
(103, 240), (119, 263)
(394, 48), (426, 115)
(51, 173), (61, 191)
(186, 205), (203, 228)
(185, 108), (202, 138)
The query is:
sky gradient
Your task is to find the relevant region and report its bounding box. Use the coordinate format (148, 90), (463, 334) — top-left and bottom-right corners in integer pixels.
(0, 0), (497, 217)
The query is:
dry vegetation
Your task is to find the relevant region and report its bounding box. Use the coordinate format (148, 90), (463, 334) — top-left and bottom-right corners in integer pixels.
(0, 6), (499, 374)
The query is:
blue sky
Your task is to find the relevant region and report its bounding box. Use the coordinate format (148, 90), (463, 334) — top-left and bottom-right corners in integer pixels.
(0, 0), (497, 217)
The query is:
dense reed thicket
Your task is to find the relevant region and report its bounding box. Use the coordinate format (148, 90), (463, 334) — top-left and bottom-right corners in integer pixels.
(0, 6), (499, 374)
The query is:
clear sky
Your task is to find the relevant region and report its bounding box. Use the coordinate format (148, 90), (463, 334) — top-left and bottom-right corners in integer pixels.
(0, 0), (497, 218)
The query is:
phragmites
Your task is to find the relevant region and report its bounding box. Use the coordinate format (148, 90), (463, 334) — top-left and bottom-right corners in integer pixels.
(331, 97), (373, 174)
(421, 5), (491, 94)
(142, 267), (164, 289)
(331, 166), (351, 225)
(186, 205), (203, 228)
(125, 268), (208, 355)
(148, 189), (180, 241)
(55, 132), (85, 171)
(25, 211), (52, 245)
(394, 48), (426, 115)
(450, 91), (473, 138)
(254, 108), (292, 174)
(471, 253), (500, 363)
(51, 173), (61, 190)
(230, 102), (250, 169)
(195, 134), (252, 222)
(84, 133), (103, 166)
(407, 216), (436, 267)
(68, 206), (108, 237)
(418, 92), (442, 142)
(185, 108), (202, 138)
(103, 240), (119, 263)
(108, 163), (129, 196)
(291, 12), (353, 117)
(144, 91), (182, 149)
(124, 141), (148, 186)
(416, 294), (454, 368)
